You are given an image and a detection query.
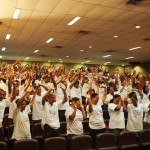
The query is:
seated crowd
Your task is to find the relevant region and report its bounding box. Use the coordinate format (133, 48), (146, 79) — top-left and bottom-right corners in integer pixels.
(0, 60), (149, 148)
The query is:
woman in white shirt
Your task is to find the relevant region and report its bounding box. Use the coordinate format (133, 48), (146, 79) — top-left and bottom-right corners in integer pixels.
(65, 97), (86, 138)
(87, 93), (105, 147)
(108, 94), (127, 140)
(127, 92), (144, 133)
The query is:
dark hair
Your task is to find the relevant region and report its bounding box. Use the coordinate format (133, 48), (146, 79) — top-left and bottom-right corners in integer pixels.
(143, 85), (149, 95)
(74, 81), (79, 85)
(129, 92), (137, 100)
(91, 93), (98, 99)
(110, 94), (120, 103)
(69, 97), (80, 105)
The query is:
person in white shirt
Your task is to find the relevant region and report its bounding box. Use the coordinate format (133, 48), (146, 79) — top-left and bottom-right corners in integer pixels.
(65, 97), (86, 139)
(108, 94), (127, 140)
(32, 86), (43, 124)
(87, 93), (105, 147)
(42, 86), (67, 138)
(126, 92), (144, 133)
(11, 87), (34, 140)
(105, 87), (120, 105)
(143, 95), (150, 129)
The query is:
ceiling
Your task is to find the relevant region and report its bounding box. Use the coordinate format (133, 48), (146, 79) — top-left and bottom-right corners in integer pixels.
(0, 0), (149, 65)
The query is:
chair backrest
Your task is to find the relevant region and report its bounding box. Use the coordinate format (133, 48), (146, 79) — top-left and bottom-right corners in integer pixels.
(139, 129), (150, 144)
(118, 131), (137, 147)
(95, 133), (116, 149)
(70, 135), (92, 150)
(13, 139), (38, 150)
(0, 141), (7, 150)
(32, 123), (44, 138)
(44, 137), (67, 150)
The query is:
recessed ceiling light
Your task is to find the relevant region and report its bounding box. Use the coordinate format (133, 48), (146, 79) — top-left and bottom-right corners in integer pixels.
(81, 62), (84, 64)
(85, 60), (91, 63)
(48, 60), (50, 62)
(103, 55), (111, 58)
(46, 38), (54, 43)
(129, 47), (141, 51)
(89, 46), (93, 48)
(34, 50), (39, 53)
(113, 35), (118, 38)
(122, 64), (125, 66)
(66, 56), (69, 58)
(80, 50), (84, 52)
(67, 16), (81, 26)
(135, 25), (141, 29)
(6, 34), (11, 40)
(105, 62), (111, 64)
(60, 61), (63, 63)
(26, 57), (30, 60)
(0, 56), (2, 58)
(2, 47), (6, 51)
(125, 57), (134, 60)
(59, 59), (62, 60)
(13, 8), (21, 19)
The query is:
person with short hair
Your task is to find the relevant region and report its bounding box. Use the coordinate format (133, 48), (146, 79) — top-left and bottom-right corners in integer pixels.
(65, 97), (86, 137)
(108, 94), (127, 139)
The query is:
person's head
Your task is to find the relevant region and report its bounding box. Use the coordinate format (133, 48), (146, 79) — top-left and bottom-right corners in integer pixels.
(91, 93), (99, 104)
(112, 94), (121, 104)
(47, 93), (56, 105)
(0, 89), (5, 101)
(15, 80), (20, 87)
(121, 79), (126, 86)
(109, 87), (114, 95)
(20, 100), (28, 112)
(74, 81), (79, 89)
(84, 77), (89, 84)
(143, 85), (149, 95)
(129, 92), (138, 106)
(37, 75), (42, 81)
(71, 97), (80, 108)
(34, 86), (41, 95)
(61, 80), (67, 87)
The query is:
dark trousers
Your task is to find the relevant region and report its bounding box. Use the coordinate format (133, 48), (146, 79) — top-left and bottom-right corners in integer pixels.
(90, 128), (105, 147)
(0, 127), (4, 141)
(33, 120), (42, 125)
(43, 124), (60, 138)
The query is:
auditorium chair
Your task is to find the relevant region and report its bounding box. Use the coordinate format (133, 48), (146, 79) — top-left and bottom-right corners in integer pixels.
(95, 133), (118, 150)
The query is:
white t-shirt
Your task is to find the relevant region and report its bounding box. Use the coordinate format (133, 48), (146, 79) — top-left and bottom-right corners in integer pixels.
(12, 105), (31, 140)
(42, 101), (61, 129)
(0, 98), (10, 127)
(108, 103), (125, 129)
(86, 101), (105, 129)
(127, 104), (144, 132)
(32, 95), (43, 120)
(8, 96), (20, 119)
(143, 102), (150, 123)
(82, 83), (90, 97)
(65, 107), (83, 135)
(105, 91), (120, 104)
(70, 86), (82, 102)
(141, 92), (150, 105)
(55, 86), (69, 110)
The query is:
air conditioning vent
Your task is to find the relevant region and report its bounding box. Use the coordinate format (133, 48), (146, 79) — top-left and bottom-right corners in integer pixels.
(78, 30), (90, 34)
(40, 55), (47, 58)
(143, 38), (150, 41)
(127, 0), (144, 5)
(55, 46), (63, 48)
(105, 50), (117, 53)
(130, 62), (141, 65)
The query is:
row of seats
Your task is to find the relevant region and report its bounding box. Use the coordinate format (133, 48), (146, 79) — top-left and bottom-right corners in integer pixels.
(0, 130), (150, 150)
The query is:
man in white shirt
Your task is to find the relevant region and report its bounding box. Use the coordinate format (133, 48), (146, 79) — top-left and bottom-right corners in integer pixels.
(42, 86), (67, 138)
(11, 87), (33, 140)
